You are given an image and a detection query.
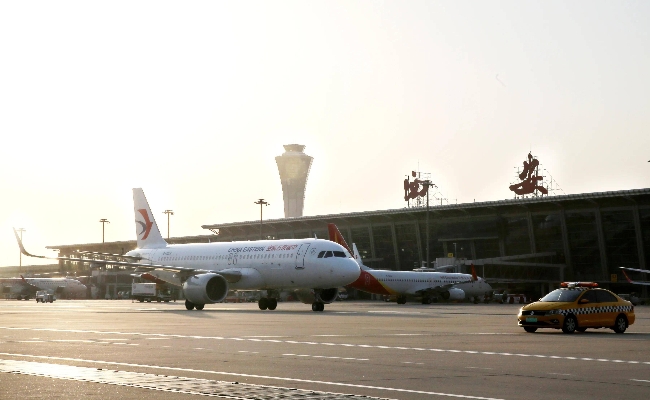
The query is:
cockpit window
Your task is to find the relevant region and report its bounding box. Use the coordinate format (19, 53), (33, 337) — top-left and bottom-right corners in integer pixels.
(323, 251), (333, 258)
(333, 251), (346, 258)
(317, 251), (325, 258)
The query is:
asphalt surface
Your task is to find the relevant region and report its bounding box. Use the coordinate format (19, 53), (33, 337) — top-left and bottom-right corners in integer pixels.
(1, 299), (649, 400)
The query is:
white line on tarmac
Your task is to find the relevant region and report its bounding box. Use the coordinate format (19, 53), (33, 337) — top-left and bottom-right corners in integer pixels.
(0, 353), (504, 400)
(1, 326), (648, 366)
(631, 379), (650, 383)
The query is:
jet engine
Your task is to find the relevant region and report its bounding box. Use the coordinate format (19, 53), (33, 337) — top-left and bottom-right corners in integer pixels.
(182, 273), (228, 305)
(440, 288), (465, 301)
(295, 288), (339, 305)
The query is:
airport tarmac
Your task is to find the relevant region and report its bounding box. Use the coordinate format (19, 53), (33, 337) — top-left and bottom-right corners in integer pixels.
(0, 299), (649, 400)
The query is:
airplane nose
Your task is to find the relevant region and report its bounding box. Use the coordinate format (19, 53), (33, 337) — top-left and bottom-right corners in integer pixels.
(342, 259), (361, 284)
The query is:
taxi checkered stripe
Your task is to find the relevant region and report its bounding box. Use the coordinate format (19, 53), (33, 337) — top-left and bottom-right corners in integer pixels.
(559, 305), (633, 315)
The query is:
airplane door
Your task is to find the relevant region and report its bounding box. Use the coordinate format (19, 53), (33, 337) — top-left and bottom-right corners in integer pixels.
(295, 244), (310, 270)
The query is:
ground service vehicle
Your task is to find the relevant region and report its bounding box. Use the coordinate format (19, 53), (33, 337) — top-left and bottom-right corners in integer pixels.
(518, 282), (635, 334)
(35, 290), (55, 303)
(131, 283), (157, 302)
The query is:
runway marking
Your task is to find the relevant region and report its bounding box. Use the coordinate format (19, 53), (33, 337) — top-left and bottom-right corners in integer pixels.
(631, 379), (650, 383)
(0, 359), (395, 400)
(0, 354), (502, 399)
(466, 367), (493, 370)
(368, 311), (422, 315)
(283, 353), (369, 361)
(1, 326), (649, 366)
(402, 362), (425, 365)
(548, 373), (572, 376)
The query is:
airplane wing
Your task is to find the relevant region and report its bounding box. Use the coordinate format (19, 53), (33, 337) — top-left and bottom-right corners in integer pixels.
(13, 228), (240, 284)
(620, 268), (650, 286)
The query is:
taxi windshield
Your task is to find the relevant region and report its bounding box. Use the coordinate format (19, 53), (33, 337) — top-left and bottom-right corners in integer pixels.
(539, 289), (582, 302)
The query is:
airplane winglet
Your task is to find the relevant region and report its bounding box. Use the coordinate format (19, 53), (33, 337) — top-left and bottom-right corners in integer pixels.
(470, 263), (478, 282)
(621, 269), (634, 284)
(13, 228), (47, 259)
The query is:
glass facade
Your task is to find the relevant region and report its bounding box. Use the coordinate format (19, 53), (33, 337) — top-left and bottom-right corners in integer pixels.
(639, 208), (650, 269)
(504, 216), (531, 256)
(395, 223), (419, 270)
(601, 210), (639, 273)
(372, 225), (396, 270)
(565, 212), (602, 281)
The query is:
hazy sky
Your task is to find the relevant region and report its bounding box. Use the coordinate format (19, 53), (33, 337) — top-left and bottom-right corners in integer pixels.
(1, 1), (649, 268)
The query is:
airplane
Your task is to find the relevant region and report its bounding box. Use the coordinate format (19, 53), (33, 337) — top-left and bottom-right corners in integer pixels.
(620, 267), (650, 286)
(327, 223), (493, 304)
(14, 188), (360, 312)
(0, 275), (87, 300)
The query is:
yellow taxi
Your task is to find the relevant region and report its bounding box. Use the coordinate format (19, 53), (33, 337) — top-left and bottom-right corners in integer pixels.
(517, 282), (635, 334)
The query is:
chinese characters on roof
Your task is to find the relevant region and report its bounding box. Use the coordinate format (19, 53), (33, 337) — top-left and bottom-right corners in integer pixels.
(404, 171), (429, 201)
(509, 152), (548, 196)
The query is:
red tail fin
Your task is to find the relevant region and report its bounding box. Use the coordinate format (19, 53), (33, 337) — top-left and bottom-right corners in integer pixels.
(621, 269), (634, 284)
(327, 223), (353, 254)
(470, 264), (478, 281)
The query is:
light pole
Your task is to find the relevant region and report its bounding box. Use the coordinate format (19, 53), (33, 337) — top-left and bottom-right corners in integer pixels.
(99, 219), (110, 243)
(17, 228), (26, 271)
(163, 210), (174, 239)
(254, 199), (270, 240)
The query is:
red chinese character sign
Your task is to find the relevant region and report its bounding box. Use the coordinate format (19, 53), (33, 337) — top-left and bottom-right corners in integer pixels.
(404, 171), (430, 201)
(509, 153), (548, 196)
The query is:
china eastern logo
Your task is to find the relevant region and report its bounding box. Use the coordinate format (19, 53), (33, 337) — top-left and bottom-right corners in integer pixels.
(136, 209), (153, 240)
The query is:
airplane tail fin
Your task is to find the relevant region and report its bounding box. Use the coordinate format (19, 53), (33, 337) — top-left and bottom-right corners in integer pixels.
(470, 263), (478, 282)
(327, 223), (353, 254)
(352, 243), (371, 271)
(133, 188), (168, 249)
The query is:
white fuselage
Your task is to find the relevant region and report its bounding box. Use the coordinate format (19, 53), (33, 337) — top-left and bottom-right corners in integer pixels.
(126, 238), (361, 290)
(349, 268), (493, 299)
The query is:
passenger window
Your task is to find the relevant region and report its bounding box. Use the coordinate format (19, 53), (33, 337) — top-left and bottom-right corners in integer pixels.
(580, 291), (598, 303)
(596, 290), (617, 303)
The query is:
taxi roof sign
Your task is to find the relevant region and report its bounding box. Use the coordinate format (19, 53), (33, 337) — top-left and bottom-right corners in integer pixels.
(560, 282), (598, 288)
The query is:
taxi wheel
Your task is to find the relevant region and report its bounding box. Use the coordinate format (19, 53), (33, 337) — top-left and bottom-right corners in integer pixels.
(613, 315), (627, 334)
(562, 315), (577, 334)
(523, 327), (537, 333)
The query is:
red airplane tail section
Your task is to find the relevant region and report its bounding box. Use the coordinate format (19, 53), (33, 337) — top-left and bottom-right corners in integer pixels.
(327, 223), (353, 254)
(470, 264), (478, 281)
(621, 269), (634, 284)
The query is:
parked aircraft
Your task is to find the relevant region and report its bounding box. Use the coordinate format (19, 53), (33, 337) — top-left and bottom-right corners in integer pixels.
(0, 275), (86, 300)
(620, 267), (650, 286)
(14, 189), (360, 312)
(327, 224), (493, 304)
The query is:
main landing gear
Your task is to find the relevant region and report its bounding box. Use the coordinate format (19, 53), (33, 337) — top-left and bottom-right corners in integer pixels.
(258, 297), (277, 310)
(311, 302), (324, 312)
(185, 300), (204, 310)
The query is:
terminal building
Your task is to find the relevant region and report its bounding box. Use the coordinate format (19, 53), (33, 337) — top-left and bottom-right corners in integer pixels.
(45, 187), (650, 299)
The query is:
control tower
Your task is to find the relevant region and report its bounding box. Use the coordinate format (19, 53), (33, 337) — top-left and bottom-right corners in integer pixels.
(275, 144), (313, 218)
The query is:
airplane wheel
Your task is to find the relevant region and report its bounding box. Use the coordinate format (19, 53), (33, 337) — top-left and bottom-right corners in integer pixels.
(397, 296), (406, 304)
(473, 298), (479, 304)
(258, 297), (268, 310)
(185, 300), (195, 310)
(267, 298), (277, 310)
(312, 302), (324, 312)
(195, 304), (205, 310)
